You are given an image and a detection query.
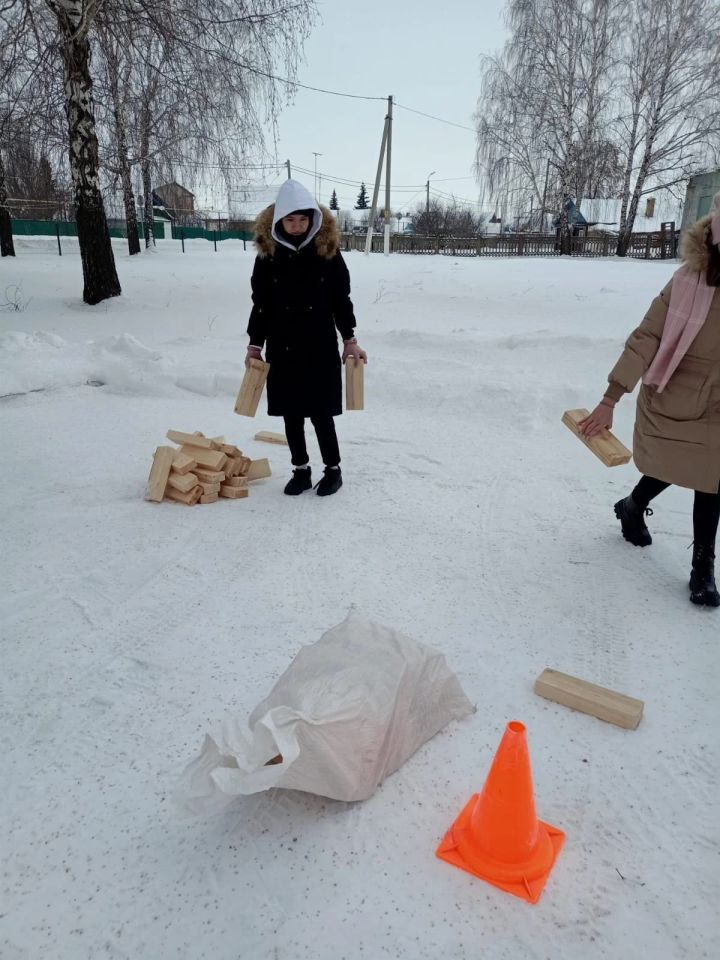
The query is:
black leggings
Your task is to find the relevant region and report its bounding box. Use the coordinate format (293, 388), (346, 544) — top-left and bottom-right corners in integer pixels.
(283, 415), (340, 468)
(631, 476), (720, 547)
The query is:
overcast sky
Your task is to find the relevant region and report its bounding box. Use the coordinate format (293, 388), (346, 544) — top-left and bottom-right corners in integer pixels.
(239, 0), (508, 216)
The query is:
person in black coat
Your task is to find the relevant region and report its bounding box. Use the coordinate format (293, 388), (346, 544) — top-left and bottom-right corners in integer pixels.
(246, 179), (367, 496)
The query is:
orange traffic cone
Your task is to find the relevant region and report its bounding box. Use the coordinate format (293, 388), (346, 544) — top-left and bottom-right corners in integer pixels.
(436, 721), (564, 903)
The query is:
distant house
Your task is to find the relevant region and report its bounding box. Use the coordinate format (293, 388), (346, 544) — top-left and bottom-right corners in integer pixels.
(553, 198), (588, 235)
(681, 170), (720, 230)
(580, 189), (684, 234)
(154, 182), (196, 224)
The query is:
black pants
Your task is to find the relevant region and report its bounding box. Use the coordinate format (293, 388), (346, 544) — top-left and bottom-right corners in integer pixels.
(632, 476), (720, 547)
(283, 415), (340, 468)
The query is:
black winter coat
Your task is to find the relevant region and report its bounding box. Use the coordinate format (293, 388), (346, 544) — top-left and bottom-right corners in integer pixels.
(247, 204), (357, 417)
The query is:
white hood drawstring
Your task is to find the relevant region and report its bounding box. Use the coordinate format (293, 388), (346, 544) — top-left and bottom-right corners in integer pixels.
(271, 179), (323, 252)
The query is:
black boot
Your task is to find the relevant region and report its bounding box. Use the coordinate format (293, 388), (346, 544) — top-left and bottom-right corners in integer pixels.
(614, 496), (653, 547)
(315, 466), (342, 497)
(284, 466), (312, 496)
(689, 543), (720, 607)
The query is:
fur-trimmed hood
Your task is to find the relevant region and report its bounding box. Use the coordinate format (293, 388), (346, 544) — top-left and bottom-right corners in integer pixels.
(680, 215), (712, 274)
(254, 203), (339, 259)
(254, 179), (339, 260)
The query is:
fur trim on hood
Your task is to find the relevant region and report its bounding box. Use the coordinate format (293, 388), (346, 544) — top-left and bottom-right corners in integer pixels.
(254, 179), (339, 260)
(680, 215), (712, 274)
(254, 202), (339, 259)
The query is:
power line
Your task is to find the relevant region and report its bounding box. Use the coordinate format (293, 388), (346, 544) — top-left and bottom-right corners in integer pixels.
(395, 102), (476, 133)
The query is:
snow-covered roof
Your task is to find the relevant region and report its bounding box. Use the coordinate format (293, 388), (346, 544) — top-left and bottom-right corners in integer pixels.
(580, 192), (684, 232)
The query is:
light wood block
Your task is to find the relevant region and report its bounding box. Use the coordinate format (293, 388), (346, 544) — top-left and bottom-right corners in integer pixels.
(345, 357), (365, 410)
(171, 451), (197, 475)
(145, 446), (175, 502)
(220, 485), (249, 499)
(179, 445), (227, 470)
(253, 431), (288, 445)
(234, 359), (270, 417)
(223, 476), (248, 488)
(194, 468), (225, 484)
(166, 430), (220, 450)
(534, 667), (643, 730)
(199, 493), (219, 504)
(166, 471), (199, 494)
(246, 458), (272, 481)
(165, 484), (203, 506)
(199, 481), (221, 494)
(210, 437), (242, 457)
(561, 409), (632, 467)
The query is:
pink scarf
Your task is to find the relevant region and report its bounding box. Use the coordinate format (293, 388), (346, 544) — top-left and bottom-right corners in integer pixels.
(643, 195), (720, 394)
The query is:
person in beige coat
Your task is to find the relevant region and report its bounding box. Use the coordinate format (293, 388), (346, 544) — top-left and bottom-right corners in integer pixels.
(581, 195), (720, 607)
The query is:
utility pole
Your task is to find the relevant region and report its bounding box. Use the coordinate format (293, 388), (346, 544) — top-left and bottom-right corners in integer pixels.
(426, 170), (436, 214)
(384, 95), (393, 256)
(286, 159), (291, 180)
(312, 152), (322, 200)
(365, 116), (389, 256)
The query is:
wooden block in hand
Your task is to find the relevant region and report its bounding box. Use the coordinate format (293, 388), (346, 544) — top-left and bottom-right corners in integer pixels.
(179, 445), (227, 470)
(253, 430), (288, 445)
(165, 484), (203, 506)
(145, 446), (175, 502)
(246, 457), (272, 481)
(534, 667), (643, 729)
(345, 357), (364, 410)
(172, 451), (197, 475)
(561, 409), (632, 467)
(166, 430), (221, 450)
(166, 471), (199, 494)
(220, 484), (249, 499)
(234, 359), (270, 417)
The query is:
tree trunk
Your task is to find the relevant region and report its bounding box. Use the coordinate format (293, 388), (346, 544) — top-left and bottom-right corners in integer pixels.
(139, 107), (154, 249)
(120, 154), (140, 255)
(0, 151), (15, 257)
(60, 24), (121, 304)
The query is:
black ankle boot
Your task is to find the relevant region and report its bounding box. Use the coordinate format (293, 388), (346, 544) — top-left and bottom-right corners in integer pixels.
(689, 543), (720, 607)
(614, 496), (653, 547)
(284, 467), (312, 496)
(315, 466), (342, 497)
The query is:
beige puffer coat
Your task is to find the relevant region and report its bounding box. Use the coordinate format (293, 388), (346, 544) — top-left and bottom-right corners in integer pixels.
(605, 217), (720, 494)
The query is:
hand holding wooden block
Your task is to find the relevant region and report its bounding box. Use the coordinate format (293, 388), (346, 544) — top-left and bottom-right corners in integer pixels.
(345, 356), (364, 410)
(561, 408), (631, 467)
(234, 359), (270, 417)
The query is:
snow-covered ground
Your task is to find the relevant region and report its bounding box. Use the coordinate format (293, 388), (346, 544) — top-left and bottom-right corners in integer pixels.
(2, 238), (718, 960)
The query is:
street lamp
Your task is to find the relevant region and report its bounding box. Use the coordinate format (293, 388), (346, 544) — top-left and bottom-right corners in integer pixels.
(426, 170), (436, 213)
(312, 152), (322, 201)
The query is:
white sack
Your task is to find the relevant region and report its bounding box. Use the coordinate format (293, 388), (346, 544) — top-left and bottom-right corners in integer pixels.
(178, 611), (475, 811)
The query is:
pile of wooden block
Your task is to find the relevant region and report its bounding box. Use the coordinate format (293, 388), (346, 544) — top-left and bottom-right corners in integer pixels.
(145, 430), (272, 506)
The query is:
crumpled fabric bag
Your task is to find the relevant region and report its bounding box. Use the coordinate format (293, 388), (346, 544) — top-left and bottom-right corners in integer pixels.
(178, 611), (475, 811)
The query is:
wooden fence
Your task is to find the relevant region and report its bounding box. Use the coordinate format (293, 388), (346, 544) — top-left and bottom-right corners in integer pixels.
(340, 231), (679, 260)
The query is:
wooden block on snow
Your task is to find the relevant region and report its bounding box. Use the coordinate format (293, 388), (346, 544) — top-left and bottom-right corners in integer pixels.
(345, 357), (365, 410)
(561, 409), (632, 467)
(234, 359), (270, 417)
(220, 484), (249, 499)
(210, 436), (242, 457)
(246, 457), (272, 481)
(253, 430), (288, 445)
(165, 484), (203, 506)
(166, 430), (221, 450)
(172, 451), (197, 475)
(166, 471), (199, 494)
(145, 446), (176, 502)
(199, 493), (219, 504)
(534, 667), (643, 730)
(223, 476), (248, 488)
(179, 445), (227, 470)
(199, 481), (221, 494)
(194, 468), (225, 484)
